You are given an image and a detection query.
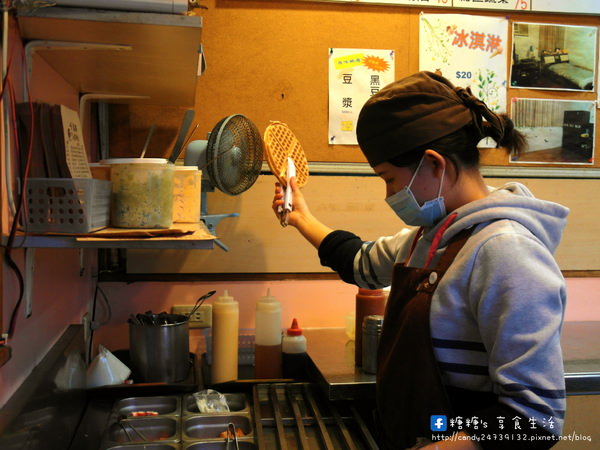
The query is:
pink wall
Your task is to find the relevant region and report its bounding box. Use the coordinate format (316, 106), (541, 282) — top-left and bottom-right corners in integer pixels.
(0, 28), (91, 407)
(1, 255), (597, 408)
(564, 277), (600, 321)
(92, 279), (358, 356)
(2, 272), (597, 407)
(92, 276), (600, 359)
(0, 248), (94, 406)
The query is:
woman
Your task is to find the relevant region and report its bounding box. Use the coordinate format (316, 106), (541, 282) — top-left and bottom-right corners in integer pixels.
(272, 72), (568, 449)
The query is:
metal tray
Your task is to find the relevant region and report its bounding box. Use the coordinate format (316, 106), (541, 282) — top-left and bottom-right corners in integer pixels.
(104, 416), (179, 446)
(182, 415), (253, 441)
(113, 396), (181, 418)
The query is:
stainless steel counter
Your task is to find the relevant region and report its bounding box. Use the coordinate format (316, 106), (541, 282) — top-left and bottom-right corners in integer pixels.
(304, 328), (375, 401)
(305, 321), (600, 401)
(561, 321), (600, 394)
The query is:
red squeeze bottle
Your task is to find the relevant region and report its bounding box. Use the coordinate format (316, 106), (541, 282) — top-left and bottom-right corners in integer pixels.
(354, 288), (386, 366)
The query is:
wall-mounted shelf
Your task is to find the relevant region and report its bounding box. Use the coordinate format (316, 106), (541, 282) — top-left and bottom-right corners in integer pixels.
(6, 222), (214, 250)
(17, 7), (202, 106)
(12, 7), (209, 250)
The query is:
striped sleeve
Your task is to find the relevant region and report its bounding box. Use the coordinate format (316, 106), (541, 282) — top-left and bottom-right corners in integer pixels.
(318, 228), (416, 289)
(353, 228), (417, 289)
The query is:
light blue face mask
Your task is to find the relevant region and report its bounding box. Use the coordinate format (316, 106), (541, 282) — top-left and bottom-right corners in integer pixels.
(385, 155), (447, 227)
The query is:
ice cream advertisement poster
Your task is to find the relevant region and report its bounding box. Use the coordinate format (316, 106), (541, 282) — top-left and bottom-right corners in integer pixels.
(420, 13), (508, 147)
(328, 48), (395, 145)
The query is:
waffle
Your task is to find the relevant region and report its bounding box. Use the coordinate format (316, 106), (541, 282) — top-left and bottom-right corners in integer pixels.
(264, 121), (309, 187)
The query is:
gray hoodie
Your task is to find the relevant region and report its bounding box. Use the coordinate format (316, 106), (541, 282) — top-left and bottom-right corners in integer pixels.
(351, 182), (569, 436)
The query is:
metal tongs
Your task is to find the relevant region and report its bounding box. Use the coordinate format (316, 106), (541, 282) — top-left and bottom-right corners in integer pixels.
(225, 422), (240, 450)
(188, 290), (217, 319)
(117, 415), (147, 442)
(278, 157), (295, 227)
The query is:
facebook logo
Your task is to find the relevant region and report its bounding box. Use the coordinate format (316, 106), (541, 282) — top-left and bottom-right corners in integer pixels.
(430, 415), (447, 432)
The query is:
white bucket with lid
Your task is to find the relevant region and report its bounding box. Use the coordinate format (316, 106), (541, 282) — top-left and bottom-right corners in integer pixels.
(173, 166), (202, 223)
(103, 158), (174, 228)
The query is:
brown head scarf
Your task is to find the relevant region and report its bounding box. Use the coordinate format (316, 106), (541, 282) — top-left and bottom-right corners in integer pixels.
(356, 71), (505, 167)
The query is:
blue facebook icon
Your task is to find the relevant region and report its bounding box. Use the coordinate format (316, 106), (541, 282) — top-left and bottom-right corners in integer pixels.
(430, 415), (447, 432)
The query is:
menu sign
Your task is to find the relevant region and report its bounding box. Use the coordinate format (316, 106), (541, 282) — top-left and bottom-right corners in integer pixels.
(60, 105), (92, 178)
(328, 48), (395, 145)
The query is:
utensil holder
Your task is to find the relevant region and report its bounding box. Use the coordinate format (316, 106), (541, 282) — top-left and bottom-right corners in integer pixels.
(129, 314), (190, 383)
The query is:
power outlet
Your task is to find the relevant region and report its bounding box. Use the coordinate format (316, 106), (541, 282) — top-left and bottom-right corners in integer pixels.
(171, 304), (212, 328)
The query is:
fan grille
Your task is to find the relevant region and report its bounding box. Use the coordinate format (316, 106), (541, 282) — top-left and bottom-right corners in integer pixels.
(206, 114), (264, 196)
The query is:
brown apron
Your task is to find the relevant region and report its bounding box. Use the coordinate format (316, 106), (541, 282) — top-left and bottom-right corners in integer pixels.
(376, 228), (473, 449)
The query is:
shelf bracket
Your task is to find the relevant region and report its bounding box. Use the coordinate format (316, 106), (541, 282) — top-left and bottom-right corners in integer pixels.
(23, 40), (133, 102)
(79, 93), (150, 153)
(201, 213), (239, 252)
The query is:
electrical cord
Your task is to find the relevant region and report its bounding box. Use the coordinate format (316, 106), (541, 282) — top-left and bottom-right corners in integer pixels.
(2, 18), (34, 339)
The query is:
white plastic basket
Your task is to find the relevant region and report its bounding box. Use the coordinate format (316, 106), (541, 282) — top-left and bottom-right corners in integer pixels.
(200, 328), (255, 366)
(25, 178), (111, 233)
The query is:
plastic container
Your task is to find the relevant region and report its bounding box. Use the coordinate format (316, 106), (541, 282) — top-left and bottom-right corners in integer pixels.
(254, 288), (282, 379)
(103, 158), (174, 228)
(173, 166), (201, 223)
(355, 288), (386, 366)
(362, 315), (384, 375)
(86, 345), (131, 388)
(25, 178), (111, 233)
(282, 318), (308, 379)
(211, 290), (239, 384)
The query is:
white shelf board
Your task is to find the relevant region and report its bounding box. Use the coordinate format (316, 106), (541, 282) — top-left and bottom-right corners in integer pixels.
(5, 222), (215, 249)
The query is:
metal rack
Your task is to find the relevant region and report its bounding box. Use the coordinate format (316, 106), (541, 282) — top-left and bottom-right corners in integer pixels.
(252, 383), (378, 450)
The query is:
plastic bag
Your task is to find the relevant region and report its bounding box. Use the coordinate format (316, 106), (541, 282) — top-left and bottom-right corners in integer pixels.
(54, 351), (86, 390)
(193, 389), (230, 413)
(86, 344), (131, 388)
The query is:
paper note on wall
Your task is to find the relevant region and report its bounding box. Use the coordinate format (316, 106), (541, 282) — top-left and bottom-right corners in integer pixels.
(60, 105), (92, 178)
(328, 48), (395, 146)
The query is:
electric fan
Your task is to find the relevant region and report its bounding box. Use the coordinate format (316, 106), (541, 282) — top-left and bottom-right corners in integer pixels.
(185, 114), (264, 250)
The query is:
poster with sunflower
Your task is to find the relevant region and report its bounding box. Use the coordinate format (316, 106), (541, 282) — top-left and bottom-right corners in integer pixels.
(419, 13), (508, 147)
(328, 48), (395, 145)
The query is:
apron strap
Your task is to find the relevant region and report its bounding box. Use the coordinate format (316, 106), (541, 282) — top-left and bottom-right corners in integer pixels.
(424, 213), (458, 268)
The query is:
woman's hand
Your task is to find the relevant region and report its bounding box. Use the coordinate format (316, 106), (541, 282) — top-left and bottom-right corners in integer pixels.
(271, 176), (334, 249)
(272, 176), (308, 228)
